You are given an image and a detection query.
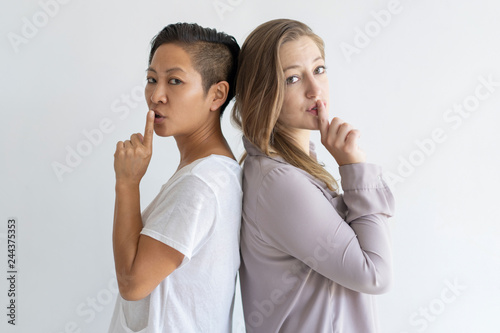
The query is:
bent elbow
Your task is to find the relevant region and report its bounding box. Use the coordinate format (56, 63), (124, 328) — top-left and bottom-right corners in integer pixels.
(120, 293), (148, 302)
(117, 275), (151, 301)
(119, 284), (150, 301)
(360, 269), (392, 295)
(366, 279), (392, 295)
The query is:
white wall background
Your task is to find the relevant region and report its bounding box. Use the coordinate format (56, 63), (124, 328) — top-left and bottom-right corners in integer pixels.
(1, 0), (499, 332)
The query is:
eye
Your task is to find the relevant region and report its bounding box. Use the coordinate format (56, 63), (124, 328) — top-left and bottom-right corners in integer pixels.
(146, 77), (156, 84)
(314, 66), (327, 75)
(285, 75), (300, 85)
(168, 78), (182, 85)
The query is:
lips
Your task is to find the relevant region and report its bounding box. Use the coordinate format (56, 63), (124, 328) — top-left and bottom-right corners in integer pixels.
(152, 110), (166, 123)
(306, 104), (318, 116)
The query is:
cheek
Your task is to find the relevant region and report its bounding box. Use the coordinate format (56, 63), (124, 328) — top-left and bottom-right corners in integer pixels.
(281, 94), (298, 118)
(281, 91), (294, 112)
(181, 87), (205, 105)
(278, 103), (289, 121)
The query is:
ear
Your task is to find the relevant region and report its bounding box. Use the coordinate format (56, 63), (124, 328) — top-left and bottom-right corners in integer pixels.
(209, 81), (229, 112)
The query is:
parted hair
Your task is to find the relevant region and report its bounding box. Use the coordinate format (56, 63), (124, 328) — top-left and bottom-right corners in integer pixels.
(232, 19), (338, 190)
(149, 22), (240, 115)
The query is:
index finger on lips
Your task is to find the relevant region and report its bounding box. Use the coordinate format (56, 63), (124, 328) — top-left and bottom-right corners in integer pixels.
(317, 100), (329, 140)
(143, 110), (154, 150)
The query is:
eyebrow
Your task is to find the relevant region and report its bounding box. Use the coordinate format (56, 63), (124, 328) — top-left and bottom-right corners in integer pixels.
(146, 67), (185, 74)
(282, 56), (323, 72)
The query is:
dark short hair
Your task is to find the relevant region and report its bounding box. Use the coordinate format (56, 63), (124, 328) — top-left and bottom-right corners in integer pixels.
(149, 23), (240, 115)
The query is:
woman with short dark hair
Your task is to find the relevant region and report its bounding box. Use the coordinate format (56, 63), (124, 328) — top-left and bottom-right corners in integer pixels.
(109, 23), (242, 333)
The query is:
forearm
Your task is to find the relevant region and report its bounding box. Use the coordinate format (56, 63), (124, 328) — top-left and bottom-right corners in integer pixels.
(113, 182), (143, 290)
(340, 163), (394, 222)
(339, 163), (395, 293)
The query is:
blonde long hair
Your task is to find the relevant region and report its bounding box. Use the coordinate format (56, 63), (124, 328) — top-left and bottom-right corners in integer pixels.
(232, 19), (338, 190)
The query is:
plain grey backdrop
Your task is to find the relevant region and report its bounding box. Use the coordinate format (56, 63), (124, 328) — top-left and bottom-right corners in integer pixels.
(1, 0), (499, 332)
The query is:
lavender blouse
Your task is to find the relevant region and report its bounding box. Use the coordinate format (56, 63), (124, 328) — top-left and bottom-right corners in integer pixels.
(239, 137), (395, 333)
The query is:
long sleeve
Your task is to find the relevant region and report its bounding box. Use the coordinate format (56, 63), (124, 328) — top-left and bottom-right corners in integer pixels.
(240, 137), (395, 332)
(253, 162), (394, 294)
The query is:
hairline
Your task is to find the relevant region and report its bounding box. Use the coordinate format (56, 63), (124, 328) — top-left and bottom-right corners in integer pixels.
(149, 41), (219, 96)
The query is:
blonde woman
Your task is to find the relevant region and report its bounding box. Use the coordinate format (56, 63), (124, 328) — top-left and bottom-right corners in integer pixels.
(232, 19), (395, 333)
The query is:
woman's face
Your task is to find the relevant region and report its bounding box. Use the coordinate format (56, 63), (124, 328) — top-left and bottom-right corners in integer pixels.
(145, 43), (213, 138)
(278, 36), (329, 132)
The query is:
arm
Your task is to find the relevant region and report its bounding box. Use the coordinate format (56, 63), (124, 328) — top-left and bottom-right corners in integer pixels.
(256, 164), (393, 294)
(113, 111), (184, 301)
(254, 101), (394, 294)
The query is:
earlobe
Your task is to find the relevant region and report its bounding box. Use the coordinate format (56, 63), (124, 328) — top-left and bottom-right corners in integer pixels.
(210, 81), (229, 112)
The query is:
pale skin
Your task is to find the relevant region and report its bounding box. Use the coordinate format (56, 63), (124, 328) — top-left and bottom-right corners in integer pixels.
(113, 43), (233, 301)
(318, 100), (366, 166)
(279, 36), (366, 165)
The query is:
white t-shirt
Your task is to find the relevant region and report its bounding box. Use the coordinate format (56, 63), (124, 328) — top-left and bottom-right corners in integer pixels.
(108, 155), (242, 333)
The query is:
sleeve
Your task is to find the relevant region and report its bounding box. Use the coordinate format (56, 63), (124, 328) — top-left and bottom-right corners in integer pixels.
(140, 175), (217, 268)
(255, 163), (394, 294)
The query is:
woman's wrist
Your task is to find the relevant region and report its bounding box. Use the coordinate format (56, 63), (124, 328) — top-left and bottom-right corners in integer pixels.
(115, 179), (140, 192)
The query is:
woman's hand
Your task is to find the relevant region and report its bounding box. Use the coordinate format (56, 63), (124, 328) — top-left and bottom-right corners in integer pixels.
(114, 111), (155, 186)
(317, 101), (366, 166)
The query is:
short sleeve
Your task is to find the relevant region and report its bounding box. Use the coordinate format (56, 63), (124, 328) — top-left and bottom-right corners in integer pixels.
(140, 175), (217, 268)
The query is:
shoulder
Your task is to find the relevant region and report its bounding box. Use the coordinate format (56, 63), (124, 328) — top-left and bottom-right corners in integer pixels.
(158, 156), (241, 201)
(190, 154), (241, 184)
(191, 154), (241, 176)
(244, 154), (319, 197)
(173, 155), (243, 204)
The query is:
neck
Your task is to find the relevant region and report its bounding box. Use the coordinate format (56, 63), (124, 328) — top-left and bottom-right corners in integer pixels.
(174, 117), (233, 170)
(293, 129), (311, 156)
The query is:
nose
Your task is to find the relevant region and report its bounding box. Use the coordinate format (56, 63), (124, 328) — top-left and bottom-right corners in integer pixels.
(149, 84), (167, 104)
(305, 75), (322, 99)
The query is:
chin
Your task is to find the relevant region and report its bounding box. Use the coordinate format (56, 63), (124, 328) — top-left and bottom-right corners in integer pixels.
(153, 128), (172, 138)
(306, 122), (320, 131)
